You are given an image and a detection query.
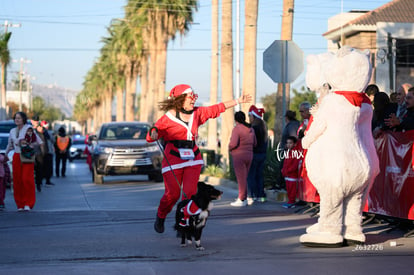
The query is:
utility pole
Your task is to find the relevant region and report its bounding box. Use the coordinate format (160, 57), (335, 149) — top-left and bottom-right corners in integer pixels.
(1, 20), (21, 33)
(13, 58), (31, 110)
(235, 0), (240, 111)
(274, 0), (295, 146)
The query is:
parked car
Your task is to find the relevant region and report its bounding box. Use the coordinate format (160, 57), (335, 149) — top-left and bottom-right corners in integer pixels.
(90, 122), (163, 184)
(0, 120), (16, 134)
(69, 135), (87, 162)
(0, 132), (13, 188)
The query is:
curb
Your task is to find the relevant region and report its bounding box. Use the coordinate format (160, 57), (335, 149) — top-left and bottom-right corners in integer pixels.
(200, 174), (287, 202)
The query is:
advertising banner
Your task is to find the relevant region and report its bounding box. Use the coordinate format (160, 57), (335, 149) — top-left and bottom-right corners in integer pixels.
(364, 130), (414, 220)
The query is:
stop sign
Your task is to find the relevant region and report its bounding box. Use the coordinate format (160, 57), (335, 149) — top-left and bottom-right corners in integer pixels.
(263, 40), (304, 83)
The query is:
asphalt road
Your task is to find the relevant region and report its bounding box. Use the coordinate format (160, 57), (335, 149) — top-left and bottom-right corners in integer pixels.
(1, 160), (413, 275)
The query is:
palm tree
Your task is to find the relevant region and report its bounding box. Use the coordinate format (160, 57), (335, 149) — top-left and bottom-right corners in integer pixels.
(115, 20), (142, 122)
(207, 0), (219, 151)
(220, 0), (234, 166)
(242, 0), (258, 112)
(0, 32), (12, 120)
(154, 0), (198, 120)
(126, 0), (198, 122)
(274, 0), (295, 145)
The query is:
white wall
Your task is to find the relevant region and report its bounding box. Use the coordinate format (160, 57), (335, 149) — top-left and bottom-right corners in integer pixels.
(376, 22), (414, 93)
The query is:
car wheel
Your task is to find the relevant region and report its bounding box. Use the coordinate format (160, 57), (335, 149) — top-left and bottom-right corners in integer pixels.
(93, 166), (104, 184)
(149, 172), (163, 182)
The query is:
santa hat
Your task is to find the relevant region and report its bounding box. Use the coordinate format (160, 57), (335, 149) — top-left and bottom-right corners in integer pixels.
(40, 120), (49, 128)
(168, 84), (194, 99)
(249, 105), (265, 119)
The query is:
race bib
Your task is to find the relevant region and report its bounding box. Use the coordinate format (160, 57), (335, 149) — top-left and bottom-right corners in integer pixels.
(178, 148), (195, 160)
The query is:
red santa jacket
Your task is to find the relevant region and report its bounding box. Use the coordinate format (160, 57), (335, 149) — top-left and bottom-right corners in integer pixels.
(281, 145), (303, 181)
(178, 200), (202, 227)
(147, 103), (226, 173)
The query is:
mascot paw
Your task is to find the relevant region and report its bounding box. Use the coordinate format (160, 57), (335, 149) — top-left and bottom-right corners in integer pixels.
(305, 223), (319, 234)
(344, 232), (366, 246)
(300, 232), (343, 248)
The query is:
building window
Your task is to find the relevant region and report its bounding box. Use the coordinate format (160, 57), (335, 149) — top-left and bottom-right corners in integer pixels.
(396, 39), (414, 67)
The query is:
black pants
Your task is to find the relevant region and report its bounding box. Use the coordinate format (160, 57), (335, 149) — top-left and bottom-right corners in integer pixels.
(35, 154), (54, 185)
(43, 154), (53, 182)
(35, 158), (44, 187)
(55, 153), (68, 177)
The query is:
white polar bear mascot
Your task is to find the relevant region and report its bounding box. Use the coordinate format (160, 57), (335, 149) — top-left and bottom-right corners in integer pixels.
(300, 46), (380, 247)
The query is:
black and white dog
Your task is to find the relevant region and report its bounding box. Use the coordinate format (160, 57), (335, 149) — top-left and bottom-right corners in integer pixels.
(174, 182), (223, 250)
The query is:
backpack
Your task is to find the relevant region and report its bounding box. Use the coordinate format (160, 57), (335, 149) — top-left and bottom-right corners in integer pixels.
(57, 136), (70, 152)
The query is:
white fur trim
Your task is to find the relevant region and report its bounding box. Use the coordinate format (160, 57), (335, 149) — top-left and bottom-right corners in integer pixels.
(182, 87), (193, 95)
(186, 200), (202, 215)
(249, 111), (262, 119)
(306, 223), (319, 233)
(166, 112), (194, 140)
(161, 159), (204, 174)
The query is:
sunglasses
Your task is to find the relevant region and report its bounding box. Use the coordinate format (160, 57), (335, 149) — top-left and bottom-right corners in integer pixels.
(187, 92), (198, 101)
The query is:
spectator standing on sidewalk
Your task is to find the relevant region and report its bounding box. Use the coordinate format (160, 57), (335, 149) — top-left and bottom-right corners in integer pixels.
(385, 87), (414, 131)
(395, 83), (412, 120)
(280, 110), (300, 150)
(364, 84), (379, 103)
(297, 102), (311, 139)
(281, 136), (302, 208)
(229, 111), (257, 207)
(54, 127), (71, 178)
(247, 105), (268, 204)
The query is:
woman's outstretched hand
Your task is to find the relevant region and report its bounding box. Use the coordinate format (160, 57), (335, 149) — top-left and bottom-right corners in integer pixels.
(238, 94), (252, 104)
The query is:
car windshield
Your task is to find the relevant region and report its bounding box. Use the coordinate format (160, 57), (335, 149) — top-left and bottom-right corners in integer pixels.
(99, 125), (149, 140)
(72, 139), (86, 145)
(0, 136), (8, 150)
(0, 122), (16, 133)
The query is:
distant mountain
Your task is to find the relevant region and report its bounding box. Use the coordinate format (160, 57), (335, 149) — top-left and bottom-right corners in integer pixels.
(31, 84), (79, 117)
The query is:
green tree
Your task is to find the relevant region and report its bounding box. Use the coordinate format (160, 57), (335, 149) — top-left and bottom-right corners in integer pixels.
(31, 96), (63, 122)
(0, 32), (12, 119)
(289, 87), (317, 116)
(261, 92), (277, 131)
(261, 87), (317, 132)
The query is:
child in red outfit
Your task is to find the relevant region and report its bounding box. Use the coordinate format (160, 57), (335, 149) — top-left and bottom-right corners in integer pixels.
(24, 127), (36, 143)
(281, 136), (303, 208)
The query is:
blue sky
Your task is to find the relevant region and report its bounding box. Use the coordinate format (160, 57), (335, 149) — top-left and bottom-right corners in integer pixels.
(1, 0), (389, 103)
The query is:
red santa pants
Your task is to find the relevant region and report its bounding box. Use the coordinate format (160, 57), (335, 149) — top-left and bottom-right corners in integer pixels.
(285, 177), (298, 204)
(157, 164), (202, 219)
(12, 153), (36, 209)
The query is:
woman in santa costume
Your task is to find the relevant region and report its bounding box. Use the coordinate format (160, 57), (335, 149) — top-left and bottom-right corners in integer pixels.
(147, 84), (251, 233)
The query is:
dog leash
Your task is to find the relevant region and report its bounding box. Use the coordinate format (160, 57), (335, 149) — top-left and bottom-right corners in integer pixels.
(151, 127), (188, 200)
